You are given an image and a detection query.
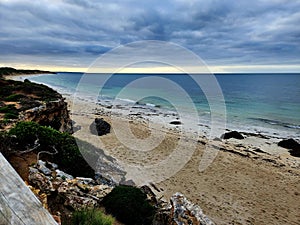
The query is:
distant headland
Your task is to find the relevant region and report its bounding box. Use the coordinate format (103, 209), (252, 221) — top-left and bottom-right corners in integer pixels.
(0, 67), (56, 77)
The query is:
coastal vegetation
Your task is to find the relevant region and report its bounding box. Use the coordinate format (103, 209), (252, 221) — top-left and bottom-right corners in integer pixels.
(0, 78), (62, 127)
(102, 185), (156, 225)
(70, 208), (114, 225)
(5, 121), (94, 177)
(0, 78), (61, 102)
(0, 74), (95, 177)
(0, 67), (55, 77)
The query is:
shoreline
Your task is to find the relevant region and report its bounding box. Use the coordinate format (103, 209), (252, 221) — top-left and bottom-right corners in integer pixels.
(7, 72), (300, 141)
(6, 73), (300, 170)
(69, 96), (300, 224)
(6, 74), (300, 224)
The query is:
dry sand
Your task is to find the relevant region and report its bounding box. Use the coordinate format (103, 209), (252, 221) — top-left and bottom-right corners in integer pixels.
(69, 97), (300, 225)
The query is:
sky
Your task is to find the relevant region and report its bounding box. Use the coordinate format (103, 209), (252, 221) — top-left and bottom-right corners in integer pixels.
(0, 0), (300, 73)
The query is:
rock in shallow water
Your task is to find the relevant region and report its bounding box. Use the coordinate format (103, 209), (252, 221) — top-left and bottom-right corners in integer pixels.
(221, 131), (244, 140)
(278, 138), (300, 157)
(170, 121), (182, 125)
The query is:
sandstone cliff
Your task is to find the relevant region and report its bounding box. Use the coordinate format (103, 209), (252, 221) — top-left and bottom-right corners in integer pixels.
(22, 99), (73, 133)
(0, 78), (72, 133)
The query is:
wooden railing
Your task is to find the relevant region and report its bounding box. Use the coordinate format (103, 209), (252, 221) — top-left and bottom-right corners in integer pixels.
(0, 153), (58, 225)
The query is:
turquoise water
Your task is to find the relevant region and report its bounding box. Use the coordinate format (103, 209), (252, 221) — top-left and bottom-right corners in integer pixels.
(26, 73), (300, 138)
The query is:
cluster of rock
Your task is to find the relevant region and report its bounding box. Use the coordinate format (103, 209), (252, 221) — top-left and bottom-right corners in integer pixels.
(29, 160), (215, 225)
(152, 193), (215, 225)
(142, 186), (215, 225)
(28, 160), (114, 213)
(169, 193), (215, 225)
(221, 130), (300, 158)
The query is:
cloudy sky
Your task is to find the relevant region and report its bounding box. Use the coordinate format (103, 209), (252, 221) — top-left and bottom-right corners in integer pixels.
(0, 0), (299, 72)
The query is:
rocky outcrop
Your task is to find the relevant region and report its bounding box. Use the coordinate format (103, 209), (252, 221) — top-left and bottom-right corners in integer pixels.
(278, 138), (300, 157)
(22, 99), (73, 133)
(170, 193), (215, 225)
(221, 131), (244, 140)
(28, 160), (113, 212)
(153, 192), (215, 225)
(0, 78), (72, 133)
(90, 118), (111, 136)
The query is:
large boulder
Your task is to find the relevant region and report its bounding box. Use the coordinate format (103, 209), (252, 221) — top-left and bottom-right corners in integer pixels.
(278, 139), (300, 157)
(90, 118), (111, 136)
(221, 131), (244, 140)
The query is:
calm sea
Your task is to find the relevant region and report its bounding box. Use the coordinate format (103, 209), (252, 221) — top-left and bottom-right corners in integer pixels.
(26, 73), (300, 138)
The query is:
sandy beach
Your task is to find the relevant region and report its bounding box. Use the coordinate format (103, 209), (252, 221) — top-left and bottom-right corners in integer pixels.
(4, 74), (300, 224)
(68, 96), (300, 225)
(2, 1), (300, 224)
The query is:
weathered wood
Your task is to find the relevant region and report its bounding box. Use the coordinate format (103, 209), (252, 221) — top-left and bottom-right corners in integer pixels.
(0, 153), (58, 225)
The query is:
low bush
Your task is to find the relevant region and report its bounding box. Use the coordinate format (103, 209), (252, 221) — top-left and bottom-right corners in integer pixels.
(0, 105), (19, 120)
(4, 94), (26, 102)
(0, 104), (18, 114)
(8, 121), (94, 177)
(0, 131), (16, 158)
(70, 208), (114, 225)
(0, 78), (61, 103)
(4, 113), (18, 119)
(102, 185), (156, 225)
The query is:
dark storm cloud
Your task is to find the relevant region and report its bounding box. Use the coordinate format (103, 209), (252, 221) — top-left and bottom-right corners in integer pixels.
(0, 0), (299, 68)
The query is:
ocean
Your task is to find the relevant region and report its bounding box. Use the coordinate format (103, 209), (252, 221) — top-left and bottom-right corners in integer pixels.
(24, 73), (300, 139)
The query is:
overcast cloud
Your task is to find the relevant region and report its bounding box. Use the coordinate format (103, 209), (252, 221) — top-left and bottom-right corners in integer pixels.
(0, 0), (299, 71)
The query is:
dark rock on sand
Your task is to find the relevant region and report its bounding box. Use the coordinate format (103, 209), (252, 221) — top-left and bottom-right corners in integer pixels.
(278, 139), (300, 157)
(221, 131), (244, 140)
(170, 121), (182, 125)
(90, 118), (111, 136)
(278, 138), (300, 149)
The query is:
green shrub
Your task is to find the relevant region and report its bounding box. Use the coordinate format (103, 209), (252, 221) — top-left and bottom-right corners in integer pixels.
(4, 94), (26, 102)
(0, 104), (18, 113)
(18, 80), (60, 102)
(19, 98), (41, 111)
(4, 113), (18, 119)
(102, 186), (156, 225)
(0, 131), (16, 158)
(71, 209), (114, 225)
(8, 121), (94, 177)
(0, 105), (19, 119)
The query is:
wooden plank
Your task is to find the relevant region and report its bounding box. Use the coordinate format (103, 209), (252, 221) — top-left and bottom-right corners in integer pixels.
(0, 153), (58, 225)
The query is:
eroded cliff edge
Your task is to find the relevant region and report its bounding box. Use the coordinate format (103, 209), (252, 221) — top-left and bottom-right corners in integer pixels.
(0, 78), (72, 133)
